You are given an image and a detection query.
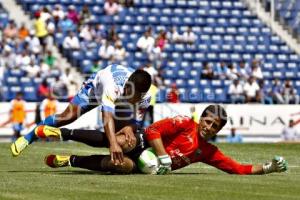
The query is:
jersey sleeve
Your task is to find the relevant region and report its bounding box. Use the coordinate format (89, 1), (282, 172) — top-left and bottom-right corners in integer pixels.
(144, 115), (192, 141)
(201, 144), (253, 175)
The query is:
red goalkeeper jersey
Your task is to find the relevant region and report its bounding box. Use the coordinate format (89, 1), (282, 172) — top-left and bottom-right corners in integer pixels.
(144, 116), (252, 175)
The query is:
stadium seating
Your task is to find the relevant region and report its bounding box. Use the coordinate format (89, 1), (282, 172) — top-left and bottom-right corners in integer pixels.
(3, 0), (300, 103)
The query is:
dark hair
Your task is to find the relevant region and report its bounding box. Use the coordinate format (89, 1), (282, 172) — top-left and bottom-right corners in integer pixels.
(127, 69), (151, 93)
(201, 104), (227, 129)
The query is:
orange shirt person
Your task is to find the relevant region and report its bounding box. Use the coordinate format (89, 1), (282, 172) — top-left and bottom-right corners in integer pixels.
(0, 92), (27, 140)
(40, 95), (58, 120)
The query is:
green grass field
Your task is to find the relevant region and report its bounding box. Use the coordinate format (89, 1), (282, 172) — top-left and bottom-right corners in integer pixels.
(0, 142), (299, 200)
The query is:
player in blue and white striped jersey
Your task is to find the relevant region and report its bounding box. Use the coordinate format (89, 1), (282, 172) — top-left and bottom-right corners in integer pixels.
(11, 64), (152, 165)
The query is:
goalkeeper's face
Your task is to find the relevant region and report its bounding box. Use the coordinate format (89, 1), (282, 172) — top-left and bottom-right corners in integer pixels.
(198, 114), (222, 140)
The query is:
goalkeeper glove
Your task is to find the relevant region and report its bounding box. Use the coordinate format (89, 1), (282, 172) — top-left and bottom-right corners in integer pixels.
(262, 156), (288, 174)
(157, 155), (172, 175)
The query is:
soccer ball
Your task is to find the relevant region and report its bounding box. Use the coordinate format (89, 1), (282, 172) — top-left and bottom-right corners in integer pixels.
(137, 148), (159, 174)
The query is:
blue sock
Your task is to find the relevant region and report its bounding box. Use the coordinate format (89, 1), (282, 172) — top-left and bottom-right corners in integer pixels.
(24, 115), (57, 143)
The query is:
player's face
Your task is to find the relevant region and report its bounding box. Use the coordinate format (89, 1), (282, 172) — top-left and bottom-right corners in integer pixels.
(199, 114), (222, 140)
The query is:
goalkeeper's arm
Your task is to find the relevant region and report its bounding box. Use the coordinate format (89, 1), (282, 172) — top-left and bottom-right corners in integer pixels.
(148, 138), (172, 175)
(252, 156), (288, 174)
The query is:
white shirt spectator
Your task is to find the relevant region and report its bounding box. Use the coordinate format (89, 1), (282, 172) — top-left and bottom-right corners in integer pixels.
(136, 34), (155, 53)
(40, 11), (52, 22)
(143, 64), (158, 80)
(79, 25), (95, 42)
(104, 1), (120, 15)
(168, 27), (181, 43)
(63, 33), (80, 49)
(23, 62), (40, 78)
(228, 82), (244, 95)
(98, 42), (115, 60)
(26, 34), (41, 54)
(182, 28), (197, 43)
(114, 45), (127, 61)
(251, 66), (263, 80)
(52, 5), (65, 20)
(244, 81), (260, 98)
(282, 124), (298, 141)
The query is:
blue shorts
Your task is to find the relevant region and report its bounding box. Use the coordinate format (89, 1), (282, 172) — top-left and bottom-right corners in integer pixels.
(71, 73), (98, 114)
(13, 123), (23, 132)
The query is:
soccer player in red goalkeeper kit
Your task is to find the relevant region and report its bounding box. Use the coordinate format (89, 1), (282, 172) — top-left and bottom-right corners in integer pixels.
(35, 104), (287, 175)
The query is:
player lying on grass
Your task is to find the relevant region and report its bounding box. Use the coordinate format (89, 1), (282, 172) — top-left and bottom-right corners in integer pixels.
(35, 104), (287, 175)
(11, 64), (152, 165)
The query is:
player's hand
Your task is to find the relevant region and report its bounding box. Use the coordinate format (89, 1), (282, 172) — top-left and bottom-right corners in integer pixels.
(116, 126), (135, 147)
(263, 156), (288, 174)
(109, 143), (124, 165)
(157, 155), (172, 175)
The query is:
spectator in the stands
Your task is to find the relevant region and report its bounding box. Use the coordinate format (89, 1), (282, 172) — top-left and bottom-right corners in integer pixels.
(282, 80), (300, 104)
(228, 79), (245, 104)
(142, 62), (163, 88)
(156, 30), (168, 51)
(15, 50), (31, 67)
(136, 29), (155, 53)
(34, 11), (48, 52)
(52, 76), (68, 101)
(214, 61), (229, 80)
(38, 79), (50, 101)
(58, 16), (75, 33)
(271, 78), (284, 104)
(23, 60), (40, 78)
(0, 46), (15, 68)
(148, 39), (163, 68)
(43, 50), (56, 69)
(67, 5), (80, 24)
(89, 60), (102, 74)
(79, 4), (92, 25)
(79, 24), (95, 42)
(18, 23), (29, 41)
(167, 83), (180, 103)
(25, 30), (42, 55)
(40, 6), (52, 23)
(201, 61), (214, 79)
(237, 60), (250, 83)
(227, 63), (239, 80)
(182, 26), (197, 45)
(104, 0), (121, 15)
(243, 76), (260, 103)
(63, 31), (80, 50)
(3, 20), (18, 39)
(256, 80), (273, 104)
(107, 25), (119, 43)
(52, 4), (65, 25)
(113, 40), (126, 62)
(61, 68), (75, 85)
(250, 59), (263, 80)
(168, 26), (181, 43)
(98, 40), (115, 62)
(67, 80), (79, 102)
